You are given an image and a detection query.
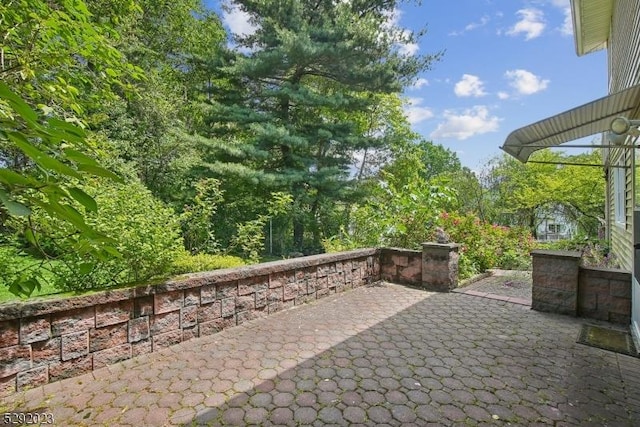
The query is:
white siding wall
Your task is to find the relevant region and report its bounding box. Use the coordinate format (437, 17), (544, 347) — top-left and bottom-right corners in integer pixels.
(605, 0), (640, 270)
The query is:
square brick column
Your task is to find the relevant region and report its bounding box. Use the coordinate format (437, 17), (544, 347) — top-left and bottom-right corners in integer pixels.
(421, 243), (460, 292)
(531, 250), (581, 316)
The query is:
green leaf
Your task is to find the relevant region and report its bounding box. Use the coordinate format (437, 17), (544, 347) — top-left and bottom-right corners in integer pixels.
(0, 189), (31, 216)
(77, 164), (124, 183)
(0, 82), (39, 127)
(68, 187), (98, 212)
(24, 227), (38, 247)
(7, 132), (82, 179)
(64, 149), (100, 166)
(0, 169), (34, 187)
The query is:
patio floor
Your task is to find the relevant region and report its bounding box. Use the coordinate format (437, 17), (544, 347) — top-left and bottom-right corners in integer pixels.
(3, 275), (640, 426)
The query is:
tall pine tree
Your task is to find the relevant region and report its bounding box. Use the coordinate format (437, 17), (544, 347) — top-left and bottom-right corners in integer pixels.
(207, 0), (440, 252)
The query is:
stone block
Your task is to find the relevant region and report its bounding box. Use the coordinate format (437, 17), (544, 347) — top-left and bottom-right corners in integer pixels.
(0, 345), (31, 377)
(317, 275), (329, 290)
(61, 331), (89, 361)
(48, 355), (92, 382)
(199, 317), (236, 336)
(1, 375), (16, 397)
(255, 290), (268, 308)
(150, 311), (180, 336)
(221, 297), (236, 317)
(216, 282), (238, 299)
(197, 302), (222, 323)
(32, 338), (61, 367)
(270, 271), (294, 288)
(393, 254), (409, 267)
(0, 320), (19, 347)
(134, 296), (154, 317)
(20, 316), (51, 344)
(90, 323), (128, 352)
(95, 300), (133, 328)
(182, 326), (199, 342)
(235, 295), (255, 312)
(184, 288), (200, 306)
(131, 340), (152, 357)
(154, 290), (184, 315)
(93, 344), (132, 369)
(610, 280), (631, 298)
(238, 275), (268, 295)
(317, 288), (330, 298)
(181, 305), (198, 329)
(609, 311), (630, 325)
(237, 308), (267, 325)
(152, 330), (182, 351)
(128, 317), (150, 343)
(16, 366), (48, 391)
(201, 284), (217, 304)
(283, 282), (299, 300)
(51, 307), (95, 337)
(268, 288), (283, 303)
(609, 296), (631, 315)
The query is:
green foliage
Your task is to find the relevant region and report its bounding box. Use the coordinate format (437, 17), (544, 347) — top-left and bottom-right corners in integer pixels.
(538, 236), (619, 269)
(435, 211), (535, 278)
(180, 178), (224, 254)
(23, 179), (184, 292)
(170, 252), (246, 275)
(230, 192), (293, 262)
(0, 244), (59, 299)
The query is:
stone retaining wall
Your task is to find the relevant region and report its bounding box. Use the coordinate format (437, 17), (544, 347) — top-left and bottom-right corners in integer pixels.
(380, 248), (423, 285)
(531, 250), (632, 324)
(0, 249), (380, 395)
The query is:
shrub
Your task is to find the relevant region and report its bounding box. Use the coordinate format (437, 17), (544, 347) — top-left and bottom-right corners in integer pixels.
(171, 252), (246, 274)
(23, 179), (184, 292)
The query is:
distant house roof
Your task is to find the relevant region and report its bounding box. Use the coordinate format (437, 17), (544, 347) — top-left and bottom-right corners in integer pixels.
(501, 84), (640, 162)
(572, 0), (614, 56)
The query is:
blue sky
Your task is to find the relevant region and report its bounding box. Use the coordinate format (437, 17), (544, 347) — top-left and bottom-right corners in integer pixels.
(212, 0), (609, 170)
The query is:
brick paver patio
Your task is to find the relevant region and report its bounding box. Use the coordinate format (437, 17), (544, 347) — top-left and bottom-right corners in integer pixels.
(2, 276), (639, 426)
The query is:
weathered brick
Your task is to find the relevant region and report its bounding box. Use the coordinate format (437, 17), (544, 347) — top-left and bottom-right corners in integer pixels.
(152, 330), (182, 351)
(317, 288), (330, 298)
(131, 340), (152, 357)
(183, 326), (199, 342)
(199, 317), (235, 336)
(181, 305), (198, 328)
(61, 331), (89, 361)
(154, 290), (184, 315)
(270, 271), (294, 288)
(20, 316), (51, 344)
(307, 277), (317, 294)
(1, 375), (16, 397)
(237, 308), (267, 325)
(198, 302), (222, 323)
(317, 276), (329, 290)
(235, 295), (255, 312)
(0, 345), (31, 377)
(150, 311), (180, 336)
(32, 338), (61, 367)
(16, 366), (48, 391)
(90, 323), (128, 352)
(201, 284), (216, 304)
(221, 297), (236, 317)
(93, 344), (132, 369)
(128, 317), (150, 343)
(216, 282), (237, 299)
(0, 320), (19, 347)
(283, 282), (299, 300)
(238, 275), (268, 295)
(255, 290), (268, 308)
(134, 296), (154, 317)
(51, 307), (95, 337)
(268, 288), (283, 303)
(95, 300), (133, 328)
(184, 288), (200, 306)
(48, 355), (92, 382)
(304, 267), (317, 279)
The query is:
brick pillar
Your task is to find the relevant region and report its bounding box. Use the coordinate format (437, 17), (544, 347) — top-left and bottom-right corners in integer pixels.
(531, 250), (581, 316)
(421, 243), (460, 292)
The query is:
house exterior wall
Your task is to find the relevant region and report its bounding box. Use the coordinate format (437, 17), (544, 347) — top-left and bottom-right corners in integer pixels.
(604, 0), (640, 271)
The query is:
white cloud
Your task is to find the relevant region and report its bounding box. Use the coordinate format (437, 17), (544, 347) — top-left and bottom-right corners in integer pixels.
(404, 98), (434, 124)
(450, 15), (490, 36)
(454, 74), (487, 98)
(559, 6), (573, 36)
(505, 69), (549, 95)
(222, 2), (258, 37)
(383, 8), (419, 56)
(399, 40), (420, 56)
(497, 91), (510, 100)
(507, 8), (546, 40)
(410, 78), (429, 89)
(430, 106), (501, 140)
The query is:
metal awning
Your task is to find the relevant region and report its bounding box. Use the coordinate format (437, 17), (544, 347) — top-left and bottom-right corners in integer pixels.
(501, 83), (640, 163)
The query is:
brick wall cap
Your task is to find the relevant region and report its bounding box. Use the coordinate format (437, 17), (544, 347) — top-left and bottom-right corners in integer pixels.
(422, 242), (460, 251)
(380, 247), (422, 255)
(530, 249), (581, 259)
(579, 265), (632, 278)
